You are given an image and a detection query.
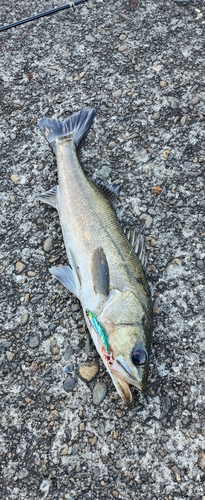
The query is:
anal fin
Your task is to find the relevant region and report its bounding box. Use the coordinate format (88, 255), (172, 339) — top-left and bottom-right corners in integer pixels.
(38, 186), (58, 209)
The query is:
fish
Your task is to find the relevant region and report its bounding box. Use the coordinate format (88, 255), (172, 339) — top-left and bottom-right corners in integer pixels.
(38, 108), (153, 405)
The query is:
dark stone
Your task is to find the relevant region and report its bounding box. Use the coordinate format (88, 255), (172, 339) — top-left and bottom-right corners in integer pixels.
(63, 375), (76, 392)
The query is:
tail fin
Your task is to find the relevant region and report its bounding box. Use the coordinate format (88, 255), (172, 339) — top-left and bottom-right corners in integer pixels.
(38, 108), (96, 151)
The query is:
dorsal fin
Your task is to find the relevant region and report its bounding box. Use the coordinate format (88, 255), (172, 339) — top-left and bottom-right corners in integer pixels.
(98, 182), (121, 205)
(123, 228), (146, 267)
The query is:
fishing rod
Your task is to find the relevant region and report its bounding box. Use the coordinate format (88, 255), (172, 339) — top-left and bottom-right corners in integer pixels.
(0, 0), (88, 32)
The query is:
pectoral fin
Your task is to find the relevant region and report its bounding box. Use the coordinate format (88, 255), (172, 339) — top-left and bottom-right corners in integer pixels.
(49, 265), (79, 298)
(91, 247), (110, 296)
(38, 186), (58, 209)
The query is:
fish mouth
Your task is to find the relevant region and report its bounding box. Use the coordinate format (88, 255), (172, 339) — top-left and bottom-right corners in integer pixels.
(111, 374), (132, 406)
(108, 357), (146, 405)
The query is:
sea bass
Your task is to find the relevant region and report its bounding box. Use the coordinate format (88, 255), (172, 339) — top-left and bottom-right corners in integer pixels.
(38, 109), (153, 405)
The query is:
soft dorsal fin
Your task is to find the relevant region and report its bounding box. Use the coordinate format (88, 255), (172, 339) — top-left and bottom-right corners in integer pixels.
(91, 247), (110, 296)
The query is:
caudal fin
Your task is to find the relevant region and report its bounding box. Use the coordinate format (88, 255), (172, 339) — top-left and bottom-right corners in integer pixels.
(38, 108), (96, 150)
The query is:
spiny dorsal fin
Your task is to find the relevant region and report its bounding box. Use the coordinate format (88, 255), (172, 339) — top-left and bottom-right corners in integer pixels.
(98, 182), (121, 205)
(91, 247), (110, 296)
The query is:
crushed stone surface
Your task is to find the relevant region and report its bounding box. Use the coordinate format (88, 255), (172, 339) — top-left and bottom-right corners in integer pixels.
(0, 0), (205, 499)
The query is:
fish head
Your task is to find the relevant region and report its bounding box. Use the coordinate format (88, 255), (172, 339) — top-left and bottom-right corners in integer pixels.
(94, 289), (153, 405)
(105, 326), (150, 404)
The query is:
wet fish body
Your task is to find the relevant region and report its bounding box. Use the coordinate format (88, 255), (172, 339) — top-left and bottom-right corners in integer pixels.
(38, 109), (153, 405)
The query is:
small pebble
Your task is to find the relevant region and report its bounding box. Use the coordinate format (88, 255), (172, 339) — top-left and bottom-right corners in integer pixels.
(99, 165), (112, 179)
(30, 362), (38, 372)
(43, 330), (51, 338)
(72, 444), (79, 455)
(71, 303), (81, 312)
(24, 293), (30, 305)
(93, 382), (107, 405)
(15, 261), (26, 274)
(49, 256), (60, 263)
(139, 147), (147, 156)
(27, 271), (37, 277)
(79, 362), (99, 382)
(171, 465), (181, 482)
(47, 410), (59, 421)
(49, 323), (57, 332)
(51, 345), (59, 355)
(139, 214), (153, 228)
(108, 141), (116, 148)
(61, 446), (69, 455)
(181, 115), (187, 125)
(62, 50), (71, 57)
(21, 312), (29, 326)
(189, 96), (199, 105)
(0, 339), (12, 348)
(43, 238), (53, 252)
(184, 162), (193, 168)
(74, 71), (85, 81)
(119, 34), (126, 40)
(85, 335), (94, 355)
(112, 89), (122, 98)
(61, 59), (69, 66)
(64, 363), (73, 373)
(162, 149), (170, 159)
(198, 452), (205, 471)
(168, 96), (180, 109)
(11, 173), (20, 184)
(85, 34), (95, 42)
(63, 375), (76, 392)
(30, 295), (44, 304)
(118, 45), (127, 52)
(112, 491), (119, 498)
(6, 351), (15, 361)
(29, 334), (40, 348)
(64, 347), (74, 360)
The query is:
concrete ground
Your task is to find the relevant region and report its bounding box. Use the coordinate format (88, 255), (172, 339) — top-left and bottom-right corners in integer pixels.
(0, 0), (204, 499)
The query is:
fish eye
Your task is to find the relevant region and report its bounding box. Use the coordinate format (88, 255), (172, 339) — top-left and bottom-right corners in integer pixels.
(131, 347), (147, 366)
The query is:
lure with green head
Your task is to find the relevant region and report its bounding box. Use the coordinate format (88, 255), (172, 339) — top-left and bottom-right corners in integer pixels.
(86, 310), (110, 353)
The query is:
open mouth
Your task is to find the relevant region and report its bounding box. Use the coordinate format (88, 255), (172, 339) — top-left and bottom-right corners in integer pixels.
(113, 377), (132, 406)
(101, 348), (144, 404)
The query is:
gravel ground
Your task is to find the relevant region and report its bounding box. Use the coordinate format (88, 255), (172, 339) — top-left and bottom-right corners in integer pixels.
(0, 0), (205, 499)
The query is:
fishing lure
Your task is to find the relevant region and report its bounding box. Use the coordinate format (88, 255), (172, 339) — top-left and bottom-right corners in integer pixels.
(86, 310), (110, 353)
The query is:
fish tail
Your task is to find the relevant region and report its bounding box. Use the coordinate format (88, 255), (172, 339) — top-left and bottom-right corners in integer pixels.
(38, 108), (96, 150)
